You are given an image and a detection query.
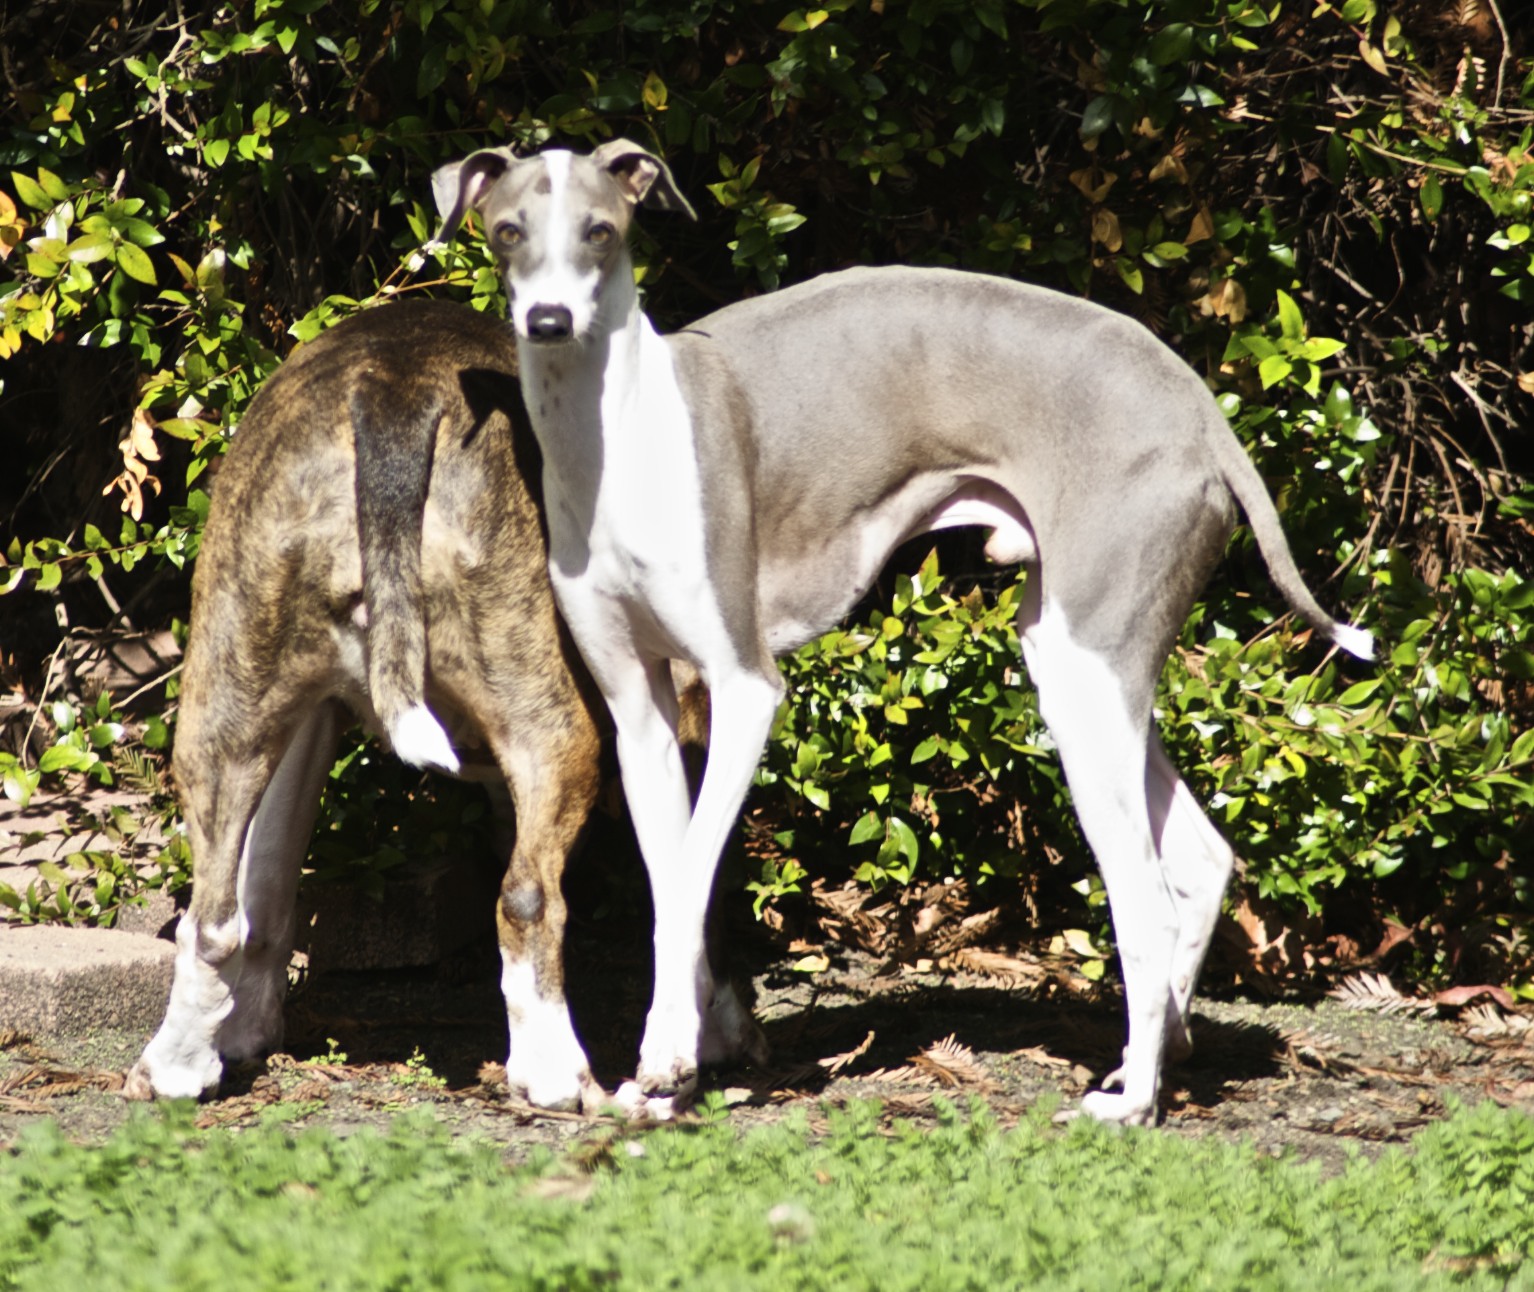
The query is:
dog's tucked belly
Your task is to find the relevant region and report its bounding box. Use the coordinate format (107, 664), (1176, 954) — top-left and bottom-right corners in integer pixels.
(759, 474), (1036, 655)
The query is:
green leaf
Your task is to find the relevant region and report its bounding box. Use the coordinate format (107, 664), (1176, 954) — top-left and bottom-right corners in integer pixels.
(1274, 289), (1305, 341)
(10, 171), (50, 210)
(115, 241), (156, 284)
(35, 166), (71, 202)
(1336, 679), (1383, 706)
(886, 815), (919, 865)
(1257, 354), (1293, 388)
(416, 43), (446, 98)
(117, 217), (165, 247)
(849, 811), (883, 846)
(38, 745), (91, 773)
(1079, 96), (1115, 141)
(1149, 22), (1194, 65)
(1421, 173), (1443, 221)
(66, 232), (114, 263)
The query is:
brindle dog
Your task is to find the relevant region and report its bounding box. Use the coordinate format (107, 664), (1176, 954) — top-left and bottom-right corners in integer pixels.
(126, 299), (611, 1111)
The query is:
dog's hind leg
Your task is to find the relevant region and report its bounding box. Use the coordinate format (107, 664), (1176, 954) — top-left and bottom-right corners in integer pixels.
(217, 702), (340, 1060)
(1018, 582), (1178, 1127)
(1145, 735), (1235, 1061)
(127, 700), (339, 1099)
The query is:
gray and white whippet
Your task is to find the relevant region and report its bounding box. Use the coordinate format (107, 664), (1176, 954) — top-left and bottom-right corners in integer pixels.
(433, 141), (1373, 1126)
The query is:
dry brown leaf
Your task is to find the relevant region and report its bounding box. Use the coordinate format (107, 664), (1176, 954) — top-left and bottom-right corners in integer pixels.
(820, 1030), (875, 1075)
(1091, 208), (1123, 252)
(863, 1065), (935, 1088)
(1069, 166), (1116, 203)
(523, 1172), (597, 1203)
(930, 908), (1002, 956)
(910, 1033), (997, 1092)
(1196, 275), (1248, 323)
(1462, 1003), (1532, 1040)
(1013, 1045), (1072, 1070)
(1222, 890), (1318, 982)
(1433, 983), (1518, 1011)
(1330, 971), (1437, 1016)
(103, 409), (165, 520)
(938, 946), (1045, 988)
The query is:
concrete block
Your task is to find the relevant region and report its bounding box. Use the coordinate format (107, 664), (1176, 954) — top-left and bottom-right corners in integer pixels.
(0, 925), (175, 1037)
(300, 857), (498, 972)
(114, 886), (181, 939)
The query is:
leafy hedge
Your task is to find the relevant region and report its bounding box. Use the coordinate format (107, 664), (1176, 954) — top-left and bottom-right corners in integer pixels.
(1, 0), (1530, 981)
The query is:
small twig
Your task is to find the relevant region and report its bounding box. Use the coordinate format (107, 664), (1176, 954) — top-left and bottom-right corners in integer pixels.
(1447, 368), (1513, 475)
(118, 663), (183, 711)
(1484, 0), (1509, 109)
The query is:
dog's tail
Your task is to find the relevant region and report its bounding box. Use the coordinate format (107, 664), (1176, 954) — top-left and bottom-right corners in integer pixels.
(351, 379), (462, 774)
(1207, 411), (1375, 661)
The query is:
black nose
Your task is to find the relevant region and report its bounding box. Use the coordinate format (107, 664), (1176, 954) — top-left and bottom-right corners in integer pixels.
(526, 305), (573, 342)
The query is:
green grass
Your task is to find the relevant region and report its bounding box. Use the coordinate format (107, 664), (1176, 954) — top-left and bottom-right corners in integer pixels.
(2, 1097), (1532, 1291)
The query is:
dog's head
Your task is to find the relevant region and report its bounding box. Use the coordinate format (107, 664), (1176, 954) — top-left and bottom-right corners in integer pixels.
(431, 141), (695, 346)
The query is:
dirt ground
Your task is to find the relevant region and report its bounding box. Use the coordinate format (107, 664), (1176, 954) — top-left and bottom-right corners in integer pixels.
(4, 875), (1532, 1170)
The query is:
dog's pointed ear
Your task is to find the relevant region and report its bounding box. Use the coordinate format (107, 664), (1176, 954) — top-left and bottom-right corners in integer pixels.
(592, 139), (697, 221)
(429, 147), (517, 246)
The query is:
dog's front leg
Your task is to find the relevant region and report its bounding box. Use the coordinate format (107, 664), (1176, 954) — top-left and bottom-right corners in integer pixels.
(628, 667), (781, 1112)
(492, 726), (605, 1113)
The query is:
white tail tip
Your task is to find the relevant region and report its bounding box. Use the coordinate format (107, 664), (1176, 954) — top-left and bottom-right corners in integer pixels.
(1332, 624), (1375, 662)
(391, 703), (461, 773)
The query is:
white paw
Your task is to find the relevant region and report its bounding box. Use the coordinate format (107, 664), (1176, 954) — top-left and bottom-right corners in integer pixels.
(637, 1004), (702, 1097)
(1079, 1088), (1158, 1127)
(613, 1081), (677, 1123)
(125, 1044), (222, 1101)
(505, 1057), (591, 1114)
(500, 954), (595, 1112)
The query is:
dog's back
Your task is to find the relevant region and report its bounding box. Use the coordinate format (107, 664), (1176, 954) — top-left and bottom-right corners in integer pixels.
(185, 299), (561, 771)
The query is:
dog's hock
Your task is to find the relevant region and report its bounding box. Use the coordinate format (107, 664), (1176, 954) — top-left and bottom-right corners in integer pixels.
(389, 702), (461, 774)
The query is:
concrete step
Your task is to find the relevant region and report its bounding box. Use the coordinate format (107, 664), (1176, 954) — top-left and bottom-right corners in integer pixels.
(0, 924), (175, 1038)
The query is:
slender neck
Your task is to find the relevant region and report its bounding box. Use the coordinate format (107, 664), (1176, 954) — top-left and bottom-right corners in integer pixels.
(514, 252), (657, 527)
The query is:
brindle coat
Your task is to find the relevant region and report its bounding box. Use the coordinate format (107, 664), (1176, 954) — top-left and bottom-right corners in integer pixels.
(126, 299), (608, 1109)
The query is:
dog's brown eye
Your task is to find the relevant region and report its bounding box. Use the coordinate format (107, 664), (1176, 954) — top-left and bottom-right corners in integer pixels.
(495, 222), (524, 248)
(587, 222), (614, 246)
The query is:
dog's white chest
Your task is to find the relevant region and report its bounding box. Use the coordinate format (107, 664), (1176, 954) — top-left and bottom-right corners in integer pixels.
(533, 330), (722, 660)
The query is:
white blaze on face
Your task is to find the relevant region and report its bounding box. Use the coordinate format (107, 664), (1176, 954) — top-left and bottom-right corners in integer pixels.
(508, 150), (607, 341)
